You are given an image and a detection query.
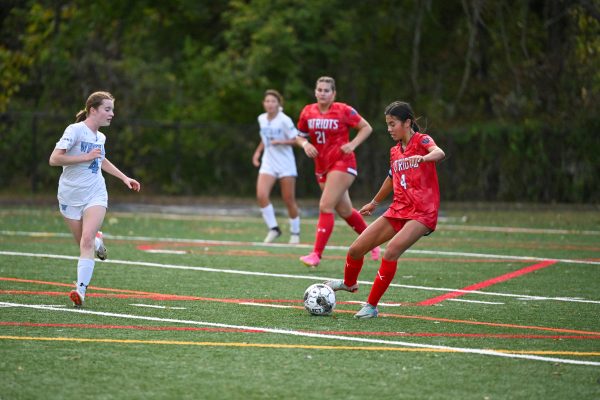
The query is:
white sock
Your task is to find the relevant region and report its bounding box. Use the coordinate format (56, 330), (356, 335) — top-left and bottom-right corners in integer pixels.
(289, 216), (300, 235)
(77, 258), (95, 296)
(260, 204), (278, 230)
(94, 234), (102, 251)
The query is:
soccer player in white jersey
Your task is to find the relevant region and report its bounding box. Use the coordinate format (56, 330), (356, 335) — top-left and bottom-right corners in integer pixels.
(252, 89), (301, 244)
(49, 91), (141, 307)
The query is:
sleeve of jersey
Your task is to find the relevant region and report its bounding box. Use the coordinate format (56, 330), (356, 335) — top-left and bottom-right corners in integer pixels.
(283, 115), (298, 139)
(419, 134), (436, 151)
(296, 108), (309, 138)
(344, 104), (363, 127)
(55, 125), (77, 150)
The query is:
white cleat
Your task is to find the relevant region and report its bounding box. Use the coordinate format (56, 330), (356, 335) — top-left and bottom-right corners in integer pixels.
(289, 234), (300, 245)
(95, 231), (107, 260)
(263, 228), (282, 243)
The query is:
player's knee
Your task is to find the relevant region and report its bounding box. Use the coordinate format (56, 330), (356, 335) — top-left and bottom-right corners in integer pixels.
(348, 243), (367, 259)
(80, 235), (95, 252)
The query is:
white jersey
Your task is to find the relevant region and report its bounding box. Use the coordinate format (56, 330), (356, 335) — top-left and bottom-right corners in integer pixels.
(55, 122), (107, 206)
(258, 111), (298, 177)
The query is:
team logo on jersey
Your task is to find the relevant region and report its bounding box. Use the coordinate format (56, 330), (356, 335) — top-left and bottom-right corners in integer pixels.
(349, 108), (357, 116)
(421, 137), (431, 144)
(307, 118), (339, 130)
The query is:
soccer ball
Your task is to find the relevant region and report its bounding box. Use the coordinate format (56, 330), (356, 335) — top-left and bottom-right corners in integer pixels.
(303, 283), (336, 316)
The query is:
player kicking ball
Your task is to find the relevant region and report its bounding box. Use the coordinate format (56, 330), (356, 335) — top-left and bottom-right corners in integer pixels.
(325, 101), (445, 318)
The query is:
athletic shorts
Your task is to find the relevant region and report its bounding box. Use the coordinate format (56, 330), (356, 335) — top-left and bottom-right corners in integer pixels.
(383, 216), (433, 236)
(259, 160), (297, 179)
(58, 194), (108, 220)
(316, 160), (357, 183)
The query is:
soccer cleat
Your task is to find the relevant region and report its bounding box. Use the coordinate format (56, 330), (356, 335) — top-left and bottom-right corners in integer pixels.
(354, 303), (378, 319)
(289, 234), (300, 245)
(370, 246), (381, 261)
(324, 279), (358, 293)
(299, 252), (320, 268)
(263, 227), (282, 243)
(95, 231), (107, 260)
(69, 289), (84, 307)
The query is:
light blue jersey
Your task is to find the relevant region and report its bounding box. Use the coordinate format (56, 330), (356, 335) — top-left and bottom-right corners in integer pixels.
(55, 122), (107, 206)
(258, 111), (298, 178)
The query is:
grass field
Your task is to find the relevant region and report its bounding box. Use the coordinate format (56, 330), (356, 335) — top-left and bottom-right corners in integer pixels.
(0, 203), (599, 399)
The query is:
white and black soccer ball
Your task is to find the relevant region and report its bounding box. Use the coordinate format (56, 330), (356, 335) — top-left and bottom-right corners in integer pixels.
(303, 283), (336, 316)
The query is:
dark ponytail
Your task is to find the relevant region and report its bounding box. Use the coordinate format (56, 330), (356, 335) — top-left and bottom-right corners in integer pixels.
(384, 101), (421, 132)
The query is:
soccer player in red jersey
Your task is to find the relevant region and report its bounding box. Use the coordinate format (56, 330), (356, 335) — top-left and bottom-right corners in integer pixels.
(325, 101), (445, 318)
(295, 76), (380, 267)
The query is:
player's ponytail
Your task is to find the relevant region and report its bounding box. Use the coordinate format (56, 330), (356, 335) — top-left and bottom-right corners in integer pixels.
(75, 109), (87, 122)
(74, 91), (115, 123)
(384, 101), (422, 132)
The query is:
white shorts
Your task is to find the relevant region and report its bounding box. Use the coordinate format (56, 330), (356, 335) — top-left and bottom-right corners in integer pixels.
(58, 196), (108, 220)
(259, 162), (297, 179)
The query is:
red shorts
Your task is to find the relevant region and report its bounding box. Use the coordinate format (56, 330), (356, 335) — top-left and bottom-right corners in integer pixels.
(383, 216), (408, 232)
(316, 159), (358, 183)
(383, 216), (433, 235)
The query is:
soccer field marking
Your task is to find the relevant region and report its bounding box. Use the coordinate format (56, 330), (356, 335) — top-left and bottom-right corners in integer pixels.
(2, 230), (599, 265)
(1, 335), (600, 358)
(2, 251), (599, 305)
(417, 260), (558, 306)
(446, 299), (505, 305)
(1, 301), (599, 367)
(130, 304), (187, 310)
(239, 302), (296, 309)
(3, 285), (599, 336)
(3, 321), (600, 340)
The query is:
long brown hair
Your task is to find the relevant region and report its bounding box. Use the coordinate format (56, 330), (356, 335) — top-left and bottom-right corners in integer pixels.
(75, 91), (114, 122)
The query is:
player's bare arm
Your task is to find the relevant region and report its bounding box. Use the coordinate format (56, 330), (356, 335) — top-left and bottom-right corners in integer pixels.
(341, 117), (372, 154)
(360, 176), (393, 216)
(49, 147), (101, 166)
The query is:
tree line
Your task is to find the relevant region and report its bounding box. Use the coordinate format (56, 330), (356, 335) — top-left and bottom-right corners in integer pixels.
(1, 0), (598, 202)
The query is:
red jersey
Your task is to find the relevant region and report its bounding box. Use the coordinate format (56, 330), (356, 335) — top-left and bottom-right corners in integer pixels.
(383, 132), (440, 231)
(297, 102), (363, 175)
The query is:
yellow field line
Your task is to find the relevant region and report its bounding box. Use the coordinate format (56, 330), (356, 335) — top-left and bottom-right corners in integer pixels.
(0, 335), (452, 352)
(1, 335), (599, 357)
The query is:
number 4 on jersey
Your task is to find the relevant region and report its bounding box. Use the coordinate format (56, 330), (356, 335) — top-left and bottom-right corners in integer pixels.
(88, 159), (99, 174)
(400, 173), (407, 189)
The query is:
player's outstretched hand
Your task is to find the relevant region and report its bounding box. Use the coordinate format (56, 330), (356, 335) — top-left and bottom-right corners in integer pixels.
(124, 177), (141, 192)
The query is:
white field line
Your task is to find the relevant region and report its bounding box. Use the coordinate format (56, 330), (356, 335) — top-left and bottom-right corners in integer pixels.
(1, 230), (598, 266)
(440, 224), (600, 235)
(1, 250), (599, 305)
(130, 304), (186, 310)
(143, 250), (188, 254)
(1, 302), (598, 367)
(239, 302), (296, 309)
(447, 299), (505, 305)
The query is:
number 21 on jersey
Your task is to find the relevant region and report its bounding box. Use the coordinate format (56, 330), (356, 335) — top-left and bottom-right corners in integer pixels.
(315, 131), (326, 144)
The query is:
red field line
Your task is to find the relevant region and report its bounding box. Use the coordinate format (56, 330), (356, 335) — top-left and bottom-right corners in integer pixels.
(417, 260), (558, 306)
(3, 276), (599, 336)
(0, 289), (304, 304)
(3, 322), (599, 341)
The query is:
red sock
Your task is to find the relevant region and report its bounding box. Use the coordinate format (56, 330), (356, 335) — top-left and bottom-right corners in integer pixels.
(343, 254), (364, 286)
(313, 212), (335, 257)
(367, 258), (398, 307)
(344, 209), (368, 234)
